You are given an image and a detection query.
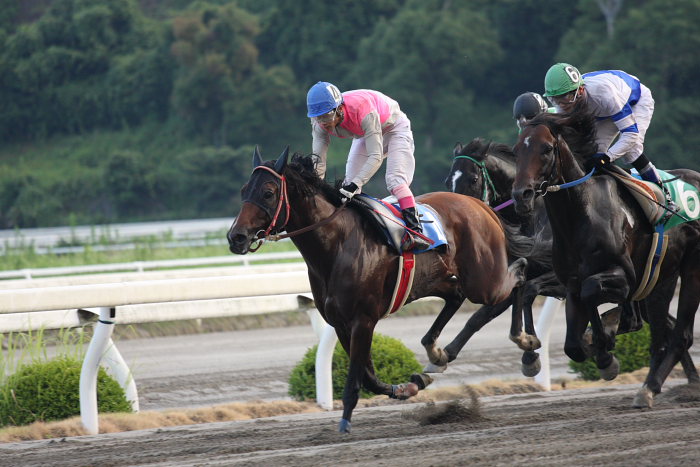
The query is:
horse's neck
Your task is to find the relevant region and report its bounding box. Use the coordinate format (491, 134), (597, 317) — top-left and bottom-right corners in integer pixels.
(285, 192), (347, 268)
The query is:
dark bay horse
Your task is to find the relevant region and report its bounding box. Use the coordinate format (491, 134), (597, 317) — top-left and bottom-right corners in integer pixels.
(511, 109), (700, 407)
(227, 147), (527, 432)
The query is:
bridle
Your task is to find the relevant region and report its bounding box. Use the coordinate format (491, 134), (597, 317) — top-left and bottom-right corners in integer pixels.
(528, 125), (594, 197)
(241, 165), (291, 251)
(242, 164), (347, 251)
(453, 155), (499, 203)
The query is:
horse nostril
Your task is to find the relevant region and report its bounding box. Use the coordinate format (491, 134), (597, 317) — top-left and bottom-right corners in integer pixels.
(521, 189), (535, 202)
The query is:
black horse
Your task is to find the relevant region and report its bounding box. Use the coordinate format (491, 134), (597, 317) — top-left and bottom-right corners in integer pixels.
(228, 147), (528, 432)
(512, 107), (700, 406)
(425, 139), (566, 377)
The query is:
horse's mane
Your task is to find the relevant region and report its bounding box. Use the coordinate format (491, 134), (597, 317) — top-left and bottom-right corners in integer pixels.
(281, 152), (344, 205)
(458, 137), (516, 165)
(525, 100), (598, 159)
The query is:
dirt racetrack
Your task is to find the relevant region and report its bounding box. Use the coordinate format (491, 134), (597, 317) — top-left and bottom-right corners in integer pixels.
(2, 382), (699, 466)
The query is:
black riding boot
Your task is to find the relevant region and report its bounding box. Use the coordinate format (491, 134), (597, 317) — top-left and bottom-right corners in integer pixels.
(634, 155), (678, 213)
(401, 207), (431, 251)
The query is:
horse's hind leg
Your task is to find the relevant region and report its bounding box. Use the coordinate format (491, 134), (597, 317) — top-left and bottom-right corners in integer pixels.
(432, 298), (513, 371)
(421, 296), (463, 371)
(635, 272), (700, 407)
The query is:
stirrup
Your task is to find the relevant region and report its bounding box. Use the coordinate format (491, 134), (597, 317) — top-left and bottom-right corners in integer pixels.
(403, 232), (430, 251)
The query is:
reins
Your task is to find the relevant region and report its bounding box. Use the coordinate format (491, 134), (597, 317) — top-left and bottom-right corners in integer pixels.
(530, 132), (688, 223)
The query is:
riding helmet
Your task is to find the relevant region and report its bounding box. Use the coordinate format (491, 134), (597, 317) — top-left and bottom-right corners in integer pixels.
(513, 92), (549, 120)
(543, 63), (583, 97)
(306, 81), (343, 117)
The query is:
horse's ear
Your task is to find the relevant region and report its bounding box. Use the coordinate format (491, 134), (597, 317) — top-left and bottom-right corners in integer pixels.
(253, 145), (263, 168)
(274, 146), (290, 174)
(453, 142), (463, 156)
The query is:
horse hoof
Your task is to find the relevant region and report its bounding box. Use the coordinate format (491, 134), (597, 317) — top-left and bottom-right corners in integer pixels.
(423, 362), (448, 373)
(429, 348), (449, 366)
(410, 373), (434, 390)
(599, 355), (620, 381)
(509, 332), (539, 352)
(632, 386), (654, 408)
(391, 382), (419, 400)
(521, 355), (541, 377)
(338, 418), (352, 433)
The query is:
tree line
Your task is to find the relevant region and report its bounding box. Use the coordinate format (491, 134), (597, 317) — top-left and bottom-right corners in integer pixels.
(1, 0), (698, 228)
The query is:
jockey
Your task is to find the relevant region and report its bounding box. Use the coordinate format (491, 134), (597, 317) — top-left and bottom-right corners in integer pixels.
(542, 63), (666, 190)
(306, 81), (430, 250)
(513, 92), (553, 132)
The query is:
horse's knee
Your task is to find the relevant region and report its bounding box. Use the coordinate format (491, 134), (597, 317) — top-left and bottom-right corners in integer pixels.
(580, 278), (603, 304)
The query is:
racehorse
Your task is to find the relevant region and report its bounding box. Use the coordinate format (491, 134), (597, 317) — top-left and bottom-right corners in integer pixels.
(227, 146), (527, 432)
(511, 107), (700, 407)
(442, 137), (699, 383)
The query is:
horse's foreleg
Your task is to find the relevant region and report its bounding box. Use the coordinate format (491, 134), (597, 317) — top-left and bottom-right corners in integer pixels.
(433, 298), (512, 371)
(421, 296), (463, 371)
(564, 293), (590, 363)
(580, 270), (630, 380)
(336, 322), (372, 433)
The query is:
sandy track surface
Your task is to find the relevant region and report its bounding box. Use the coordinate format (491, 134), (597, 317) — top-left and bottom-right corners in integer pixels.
(2, 383), (699, 467)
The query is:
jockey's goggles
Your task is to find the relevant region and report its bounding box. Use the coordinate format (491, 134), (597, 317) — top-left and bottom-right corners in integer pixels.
(547, 89), (579, 107)
(313, 108), (337, 124)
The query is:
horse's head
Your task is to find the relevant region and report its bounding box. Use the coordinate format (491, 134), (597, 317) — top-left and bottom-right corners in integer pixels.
(227, 146), (290, 254)
(512, 108), (597, 215)
(511, 122), (563, 215)
(445, 139), (490, 198)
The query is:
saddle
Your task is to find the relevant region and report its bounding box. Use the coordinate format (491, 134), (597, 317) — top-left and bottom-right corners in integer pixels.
(603, 166), (670, 300)
(351, 194), (448, 317)
(604, 165), (667, 225)
(351, 194), (447, 255)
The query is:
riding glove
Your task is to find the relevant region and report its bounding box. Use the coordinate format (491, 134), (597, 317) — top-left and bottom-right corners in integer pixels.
(339, 182), (359, 202)
(585, 153), (611, 172)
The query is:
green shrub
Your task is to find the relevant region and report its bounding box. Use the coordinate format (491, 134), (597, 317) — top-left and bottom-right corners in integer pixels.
(288, 333), (423, 401)
(0, 356), (133, 427)
(569, 323), (651, 381)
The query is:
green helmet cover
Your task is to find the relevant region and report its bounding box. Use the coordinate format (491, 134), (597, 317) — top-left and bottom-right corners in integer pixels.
(543, 63), (583, 97)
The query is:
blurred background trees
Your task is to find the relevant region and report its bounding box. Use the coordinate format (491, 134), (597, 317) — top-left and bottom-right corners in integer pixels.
(1, 0), (698, 227)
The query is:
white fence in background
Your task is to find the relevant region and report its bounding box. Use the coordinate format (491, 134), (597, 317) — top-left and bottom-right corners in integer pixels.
(0, 258), (561, 436)
(0, 251), (303, 280)
(0, 263), (342, 435)
(0, 217), (233, 253)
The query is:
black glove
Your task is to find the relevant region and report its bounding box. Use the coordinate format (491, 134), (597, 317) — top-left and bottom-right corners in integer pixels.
(584, 153), (611, 172)
(339, 182), (359, 202)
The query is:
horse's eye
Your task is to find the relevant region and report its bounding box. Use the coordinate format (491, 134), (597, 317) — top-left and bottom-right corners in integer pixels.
(263, 191), (274, 200)
(472, 176), (479, 183)
(543, 144), (554, 154)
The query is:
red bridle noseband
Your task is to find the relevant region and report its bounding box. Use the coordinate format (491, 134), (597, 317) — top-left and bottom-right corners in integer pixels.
(243, 164), (349, 252)
(245, 165), (290, 251)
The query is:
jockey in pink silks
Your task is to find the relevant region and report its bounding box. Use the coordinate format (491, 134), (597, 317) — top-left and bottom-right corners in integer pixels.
(306, 81), (429, 250)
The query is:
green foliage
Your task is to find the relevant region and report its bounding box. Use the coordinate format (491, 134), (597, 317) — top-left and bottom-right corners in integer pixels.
(569, 323), (651, 381)
(0, 356), (132, 427)
(1, 0), (700, 228)
(169, 145), (252, 217)
(288, 333), (423, 401)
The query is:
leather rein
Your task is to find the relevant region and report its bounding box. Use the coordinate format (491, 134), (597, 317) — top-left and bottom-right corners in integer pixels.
(245, 165), (347, 251)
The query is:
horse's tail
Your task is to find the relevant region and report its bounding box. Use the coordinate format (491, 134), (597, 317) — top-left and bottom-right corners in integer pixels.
(501, 220), (534, 262)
